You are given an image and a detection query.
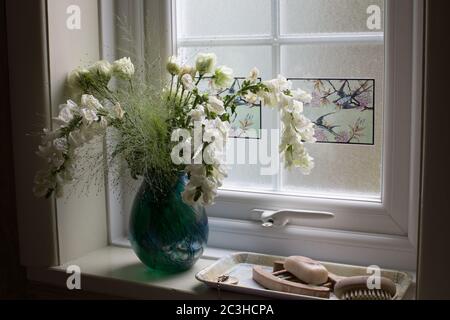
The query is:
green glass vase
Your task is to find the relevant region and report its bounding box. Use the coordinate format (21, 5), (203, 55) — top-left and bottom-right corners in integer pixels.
(129, 174), (208, 273)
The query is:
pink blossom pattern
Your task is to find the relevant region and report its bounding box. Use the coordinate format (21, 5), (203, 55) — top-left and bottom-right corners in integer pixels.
(288, 79), (374, 145)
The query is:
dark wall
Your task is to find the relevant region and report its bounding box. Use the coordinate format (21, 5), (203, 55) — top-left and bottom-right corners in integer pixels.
(417, 0), (450, 299)
(0, 0), (26, 299)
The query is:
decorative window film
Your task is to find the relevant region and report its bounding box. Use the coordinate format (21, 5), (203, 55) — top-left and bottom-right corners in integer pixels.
(221, 78), (262, 139)
(289, 79), (375, 145)
(198, 77), (262, 139)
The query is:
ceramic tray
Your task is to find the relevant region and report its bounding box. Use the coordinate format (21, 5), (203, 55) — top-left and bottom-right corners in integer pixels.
(196, 252), (413, 300)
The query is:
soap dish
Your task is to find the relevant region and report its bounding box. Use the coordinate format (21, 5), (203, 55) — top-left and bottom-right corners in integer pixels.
(195, 252), (413, 300)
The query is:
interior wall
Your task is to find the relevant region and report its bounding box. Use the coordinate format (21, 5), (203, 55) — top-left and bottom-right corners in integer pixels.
(0, 0), (26, 299)
(47, 0), (108, 264)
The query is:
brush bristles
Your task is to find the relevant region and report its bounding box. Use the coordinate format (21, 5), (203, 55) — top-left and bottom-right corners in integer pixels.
(341, 289), (393, 300)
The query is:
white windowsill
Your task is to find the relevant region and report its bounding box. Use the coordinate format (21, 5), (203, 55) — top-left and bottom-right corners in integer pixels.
(26, 245), (416, 300)
(26, 245), (261, 299)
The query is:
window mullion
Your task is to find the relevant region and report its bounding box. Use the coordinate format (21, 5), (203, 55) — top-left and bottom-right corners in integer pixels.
(271, 0), (282, 192)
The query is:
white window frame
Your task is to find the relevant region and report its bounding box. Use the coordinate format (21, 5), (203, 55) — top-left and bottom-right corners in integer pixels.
(105, 0), (423, 271)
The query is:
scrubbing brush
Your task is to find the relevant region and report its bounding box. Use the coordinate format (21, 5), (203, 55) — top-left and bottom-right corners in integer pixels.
(333, 275), (397, 300)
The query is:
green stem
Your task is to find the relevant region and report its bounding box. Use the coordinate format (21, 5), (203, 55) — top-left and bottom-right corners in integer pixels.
(224, 82), (264, 109)
(129, 79), (134, 93)
(195, 74), (204, 86)
(178, 88), (185, 109)
(168, 75), (174, 101)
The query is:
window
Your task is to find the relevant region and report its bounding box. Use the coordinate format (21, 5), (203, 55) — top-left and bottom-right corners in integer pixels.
(176, 0), (384, 201)
(107, 0), (423, 269)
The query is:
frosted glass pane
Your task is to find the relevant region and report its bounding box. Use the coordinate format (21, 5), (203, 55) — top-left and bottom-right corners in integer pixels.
(178, 46), (275, 190)
(280, 43), (384, 78)
(282, 143), (382, 198)
(176, 0), (272, 37)
(281, 44), (384, 198)
(280, 0), (384, 34)
(178, 46), (273, 80)
(223, 134), (277, 191)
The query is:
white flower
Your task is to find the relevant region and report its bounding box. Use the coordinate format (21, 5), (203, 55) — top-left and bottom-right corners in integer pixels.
(53, 137), (68, 152)
(280, 127), (302, 152)
(259, 76), (296, 108)
(67, 67), (89, 89)
(81, 108), (98, 125)
(206, 96), (225, 115)
(182, 165), (205, 205)
(195, 53), (216, 75)
(89, 60), (112, 79)
(54, 100), (78, 126)
(179, 64), (196, 78)
(279, 92), (294, 110)
(282, 98), (303, 114)
(181, 74), (195, 91)
(291, 152), (315, 174)
(210, 164), (227, 187)
(58, 105), (75, 123)
(297, 120), (316, 143)
(41, 128), (61, 144)
(258, 90), (278, 108)
(81, 94), (103, 110)
(244, 92), (259, 105)
(36, 142), (65, 168)
(188, 105), (205, 122)
(291, 112), (310, 130)
(187, 164), (207, 178)
(190, 175), (218, 205)
(35, 143), (52, 161)
(166, 55), (181, 76)
(182, 164), (224, 206)
(264, 75), (292, 94)
(113, 103), (125, 119)
(280, 101), (316, 173)
(188, 177), (203, 190)
(200, 177), (218, 205)
(291, 88), (312, 104)
(182, 185), (198, 205)
(206, 118), (230, 139)
(248, 67), (260, 82)
(112, 57), (135, 80)
(212, 66), (233, 89)
(291, 100), (304, 114)
(276, 75), (292, 92)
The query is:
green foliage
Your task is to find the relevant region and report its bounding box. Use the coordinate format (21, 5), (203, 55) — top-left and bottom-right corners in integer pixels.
(111, 81), (180, 196)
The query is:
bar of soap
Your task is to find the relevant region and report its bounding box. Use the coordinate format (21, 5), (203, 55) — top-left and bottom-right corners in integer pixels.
(284, 256), (328, 285)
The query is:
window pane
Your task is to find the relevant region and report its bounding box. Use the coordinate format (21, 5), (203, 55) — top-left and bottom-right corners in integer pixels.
(280, 0), (384, 34)
(280, 43), (384, 79)
(280, 43), (384, 199)
(176, 0), (272, 38)
(282, 144), (382, 199)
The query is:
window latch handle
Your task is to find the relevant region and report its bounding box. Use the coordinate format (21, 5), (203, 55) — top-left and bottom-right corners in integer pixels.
(252, 209), (335, 228)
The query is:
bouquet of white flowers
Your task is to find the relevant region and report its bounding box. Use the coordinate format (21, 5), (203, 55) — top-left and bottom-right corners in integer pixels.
(34, 53), (316, 206)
